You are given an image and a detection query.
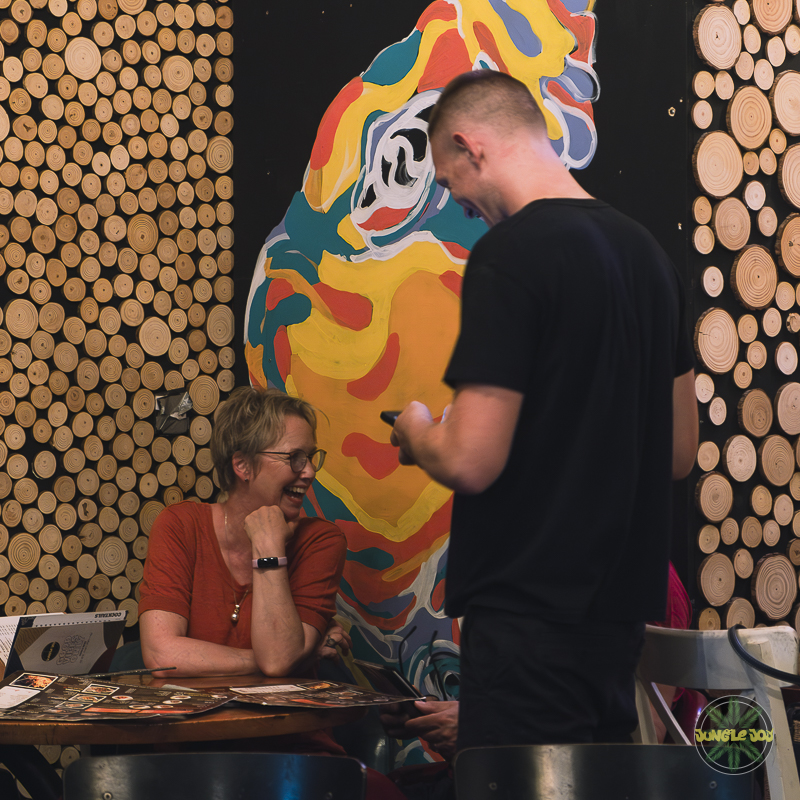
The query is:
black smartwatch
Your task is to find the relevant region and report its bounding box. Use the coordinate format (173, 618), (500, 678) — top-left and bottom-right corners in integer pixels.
(252, 557), (288, 569)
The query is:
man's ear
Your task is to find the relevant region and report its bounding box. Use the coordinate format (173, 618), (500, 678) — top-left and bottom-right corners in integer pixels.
(452, 132), (482, 167)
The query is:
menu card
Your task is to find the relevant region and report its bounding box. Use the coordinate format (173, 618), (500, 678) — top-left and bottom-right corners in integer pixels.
(0, 672), (233, 721)
(230, 679), (416, 708)
(0, 611), (127, 678)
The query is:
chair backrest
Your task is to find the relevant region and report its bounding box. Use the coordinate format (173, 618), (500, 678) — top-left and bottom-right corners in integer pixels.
(635, 624), (800, 800)
(637, 625), (798, 691)
(453, 743), (753, 800)
(63, 752), (366, 800)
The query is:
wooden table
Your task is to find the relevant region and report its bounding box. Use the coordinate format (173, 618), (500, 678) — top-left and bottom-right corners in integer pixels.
(0, 674), (367, 746)
(0, 674), (368, 800)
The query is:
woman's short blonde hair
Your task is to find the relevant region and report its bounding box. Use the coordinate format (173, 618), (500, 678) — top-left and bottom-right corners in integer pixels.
(211, 386), (317, 492)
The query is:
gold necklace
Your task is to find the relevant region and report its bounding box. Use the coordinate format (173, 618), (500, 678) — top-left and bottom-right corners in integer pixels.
(224, 510), (251, 624)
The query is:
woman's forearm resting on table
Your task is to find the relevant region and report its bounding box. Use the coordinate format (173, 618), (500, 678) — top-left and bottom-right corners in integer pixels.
(248, 527), (324, 676)
(140, 610), (258, 677)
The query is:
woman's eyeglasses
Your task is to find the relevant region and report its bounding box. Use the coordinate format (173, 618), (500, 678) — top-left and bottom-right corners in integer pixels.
(259, 449), (327, 473)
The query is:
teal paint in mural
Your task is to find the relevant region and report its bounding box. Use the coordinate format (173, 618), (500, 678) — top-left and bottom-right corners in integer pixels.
(362, 30), (423, 86)
(346, 547), (395, 570)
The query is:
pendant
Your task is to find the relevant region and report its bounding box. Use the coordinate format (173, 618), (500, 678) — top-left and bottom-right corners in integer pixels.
(231, 603), (241, 623)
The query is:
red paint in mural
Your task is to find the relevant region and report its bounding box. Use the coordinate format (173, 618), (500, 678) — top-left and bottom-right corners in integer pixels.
(472, 21), (509, 73)
(313, 284), (373, 331)
(546, 0), (596, 63)
(547, 79), (593, 120)
(441, 241), (470, 261)
(310, 77), (364, 171)
(416, 0), (458, 30)
(274, 325), (292, 383)
(359, 204), (414, 231)
(439, 270), (462, 297)
(418, 30), (473, 93)
(266, 278), (294, 310)
(342, 433), (400, 480)
(346, 332), (400, 400)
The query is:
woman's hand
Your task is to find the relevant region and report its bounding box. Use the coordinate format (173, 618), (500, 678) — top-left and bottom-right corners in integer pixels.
(243, 505), (296, 550)
(316, 623), (353, 663)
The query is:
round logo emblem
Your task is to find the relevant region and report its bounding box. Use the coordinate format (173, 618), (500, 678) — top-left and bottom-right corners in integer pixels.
(41, 641), (60, 661)
(694, 695), (774, 774)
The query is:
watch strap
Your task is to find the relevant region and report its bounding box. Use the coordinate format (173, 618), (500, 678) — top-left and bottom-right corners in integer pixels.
(252, 556), (288, 569)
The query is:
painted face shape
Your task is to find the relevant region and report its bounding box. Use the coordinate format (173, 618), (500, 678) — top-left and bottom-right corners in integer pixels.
(244, 0), (599, 679)
(252, 415), (317, 522)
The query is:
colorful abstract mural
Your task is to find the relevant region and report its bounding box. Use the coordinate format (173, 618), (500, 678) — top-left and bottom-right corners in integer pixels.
(244, 0), (599, 761)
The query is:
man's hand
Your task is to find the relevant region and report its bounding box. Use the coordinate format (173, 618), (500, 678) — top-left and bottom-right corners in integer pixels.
(391, 401), (435, 466)
(380, 699), (459, 760)
(316, 622), (352, 663)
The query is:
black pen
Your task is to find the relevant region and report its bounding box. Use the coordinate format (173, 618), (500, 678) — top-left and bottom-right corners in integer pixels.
(89, 667), (178, 679)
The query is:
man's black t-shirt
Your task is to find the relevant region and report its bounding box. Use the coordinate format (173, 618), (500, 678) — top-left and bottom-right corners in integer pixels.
(443, 198), (694, 624)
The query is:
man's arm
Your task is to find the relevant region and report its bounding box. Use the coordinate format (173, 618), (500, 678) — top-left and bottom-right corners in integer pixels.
(672, 369), (698, 480)
(391, 384), (523, 494)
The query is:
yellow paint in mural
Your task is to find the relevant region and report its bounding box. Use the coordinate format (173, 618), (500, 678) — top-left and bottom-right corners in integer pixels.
(280, 265), (460, 537)
(384, 532), (450, 582)
(337, 215), (367, 250)
(286, 242), (460, 380)
(318, 464), (453, 541)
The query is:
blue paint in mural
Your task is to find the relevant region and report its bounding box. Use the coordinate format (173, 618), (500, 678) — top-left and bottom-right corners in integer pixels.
(487, 0), (543, 57)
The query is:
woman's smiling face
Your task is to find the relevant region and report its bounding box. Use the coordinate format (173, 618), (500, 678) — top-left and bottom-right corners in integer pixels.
(252, 414), (317, 521)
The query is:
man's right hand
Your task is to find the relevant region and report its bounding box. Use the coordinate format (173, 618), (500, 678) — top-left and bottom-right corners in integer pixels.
(380, 699), (459, 760)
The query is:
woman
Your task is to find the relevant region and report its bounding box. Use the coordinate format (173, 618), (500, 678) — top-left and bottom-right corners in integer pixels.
(138, 388), (412, 800)
(139, 386), (348, 682)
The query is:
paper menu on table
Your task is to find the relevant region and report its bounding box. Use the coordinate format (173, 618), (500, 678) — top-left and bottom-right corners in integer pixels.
(2, 611), (127, 678)
(0, 613), (64, 671)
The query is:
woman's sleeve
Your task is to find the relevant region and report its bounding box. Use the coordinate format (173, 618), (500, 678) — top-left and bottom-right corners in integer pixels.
(286, 520), (347, 635)
(138, 507), (196, 619)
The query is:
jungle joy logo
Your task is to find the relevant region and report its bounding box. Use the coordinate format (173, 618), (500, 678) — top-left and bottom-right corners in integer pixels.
(695, 695), (774, 774)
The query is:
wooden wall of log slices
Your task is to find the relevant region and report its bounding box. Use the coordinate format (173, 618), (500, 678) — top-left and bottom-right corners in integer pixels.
(689, 0), (800, 633)
(0, 2), (236, 628)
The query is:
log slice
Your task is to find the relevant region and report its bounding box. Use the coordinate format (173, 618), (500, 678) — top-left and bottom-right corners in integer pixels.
(726, 597), (756, 628)
(698, 552), (736, 606)
(699, 524), (720, 554)
(695, 4), (741, 69)
(775, 213), (800, 275)
(772, 70), (800, 135)
(721, 517), (740, 545)
(712, 197), (751, 249)
(776, 341), (798, 374)
(752, 553), (797, 619)
(696, 471), (735, 521)
(778, 145), (800, 208)
(723, 434), (758, 481)
(752, 0), (793, 33)
(731, 245), (778, 309)
(739, 388), (774, 436)
(776, 382), (800, 434)
(759, 434), (795, 485)
(693, 131), (743, 198)
(694, 307), (739, 373)
(734, 361), (753, 389)
(727, 86), (772, 150)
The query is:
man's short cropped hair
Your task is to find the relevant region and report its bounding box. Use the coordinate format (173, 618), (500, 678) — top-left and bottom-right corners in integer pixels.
(428, 70), (546, 142)
(211, 386), (318, 492)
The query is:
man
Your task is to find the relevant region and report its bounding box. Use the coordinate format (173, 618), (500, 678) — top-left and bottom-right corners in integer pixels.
(390, 70), (698, 750)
